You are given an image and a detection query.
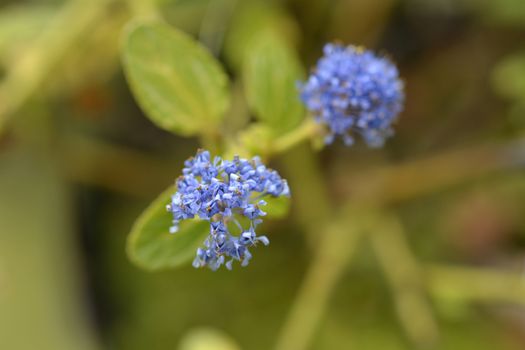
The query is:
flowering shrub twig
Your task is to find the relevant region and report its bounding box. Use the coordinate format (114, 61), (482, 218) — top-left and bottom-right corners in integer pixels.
(299, 43), (404, 147)
(167, 149), (290, 270)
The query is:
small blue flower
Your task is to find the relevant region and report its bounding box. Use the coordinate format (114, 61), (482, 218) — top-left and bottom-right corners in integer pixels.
(167, 150), (290, 270)
(299, 43), (404, 147)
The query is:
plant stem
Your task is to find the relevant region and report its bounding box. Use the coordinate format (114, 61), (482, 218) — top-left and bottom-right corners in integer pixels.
(274, 217), (363, 350)
(0, 0), (112, 131)
(127, 0), (161, 19)
(426, 264), (525, 305)
(279, 142), (332, 228)
(272, 118), (321, 155)
(334, 136), (525, 204)
(56, 131), (525, 203)
(369, 213), (439, 347)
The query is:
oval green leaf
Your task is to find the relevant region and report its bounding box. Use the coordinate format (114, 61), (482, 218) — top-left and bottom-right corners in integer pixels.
(127, 185), (209, 271)
(224, 1), (299, 70)
(121, 21), (230, 136)
(243, 31), (305, 135)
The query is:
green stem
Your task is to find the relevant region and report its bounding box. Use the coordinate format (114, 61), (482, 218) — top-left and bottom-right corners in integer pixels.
(272, 118), (321, 155)
(279, 143), (332, 245)
(0, 0), (113, 131)
(426, 264), (525, 305)
(334, 136), (525, 205)
(127, 0), (161, 19)
(274, 143), (338, 350)
(369, 213), (439, 347)
(275, 217), (363, 350)
(58, 133), (178, 197)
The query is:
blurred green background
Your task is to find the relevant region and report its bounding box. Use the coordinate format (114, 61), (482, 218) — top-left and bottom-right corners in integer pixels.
(2, 0), (525, 349)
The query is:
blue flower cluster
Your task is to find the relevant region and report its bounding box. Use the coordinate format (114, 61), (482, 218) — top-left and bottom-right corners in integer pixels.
(299, 43), (404, 147)
(167, 150), (290, 270)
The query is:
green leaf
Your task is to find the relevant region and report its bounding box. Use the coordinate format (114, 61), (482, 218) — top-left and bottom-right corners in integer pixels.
(243, 31), (305, 135)
(224, 1), (299, 70)
(121, 21), (230, 136)
(264, 195), (290, 219)
(127, 185), (209, 270)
